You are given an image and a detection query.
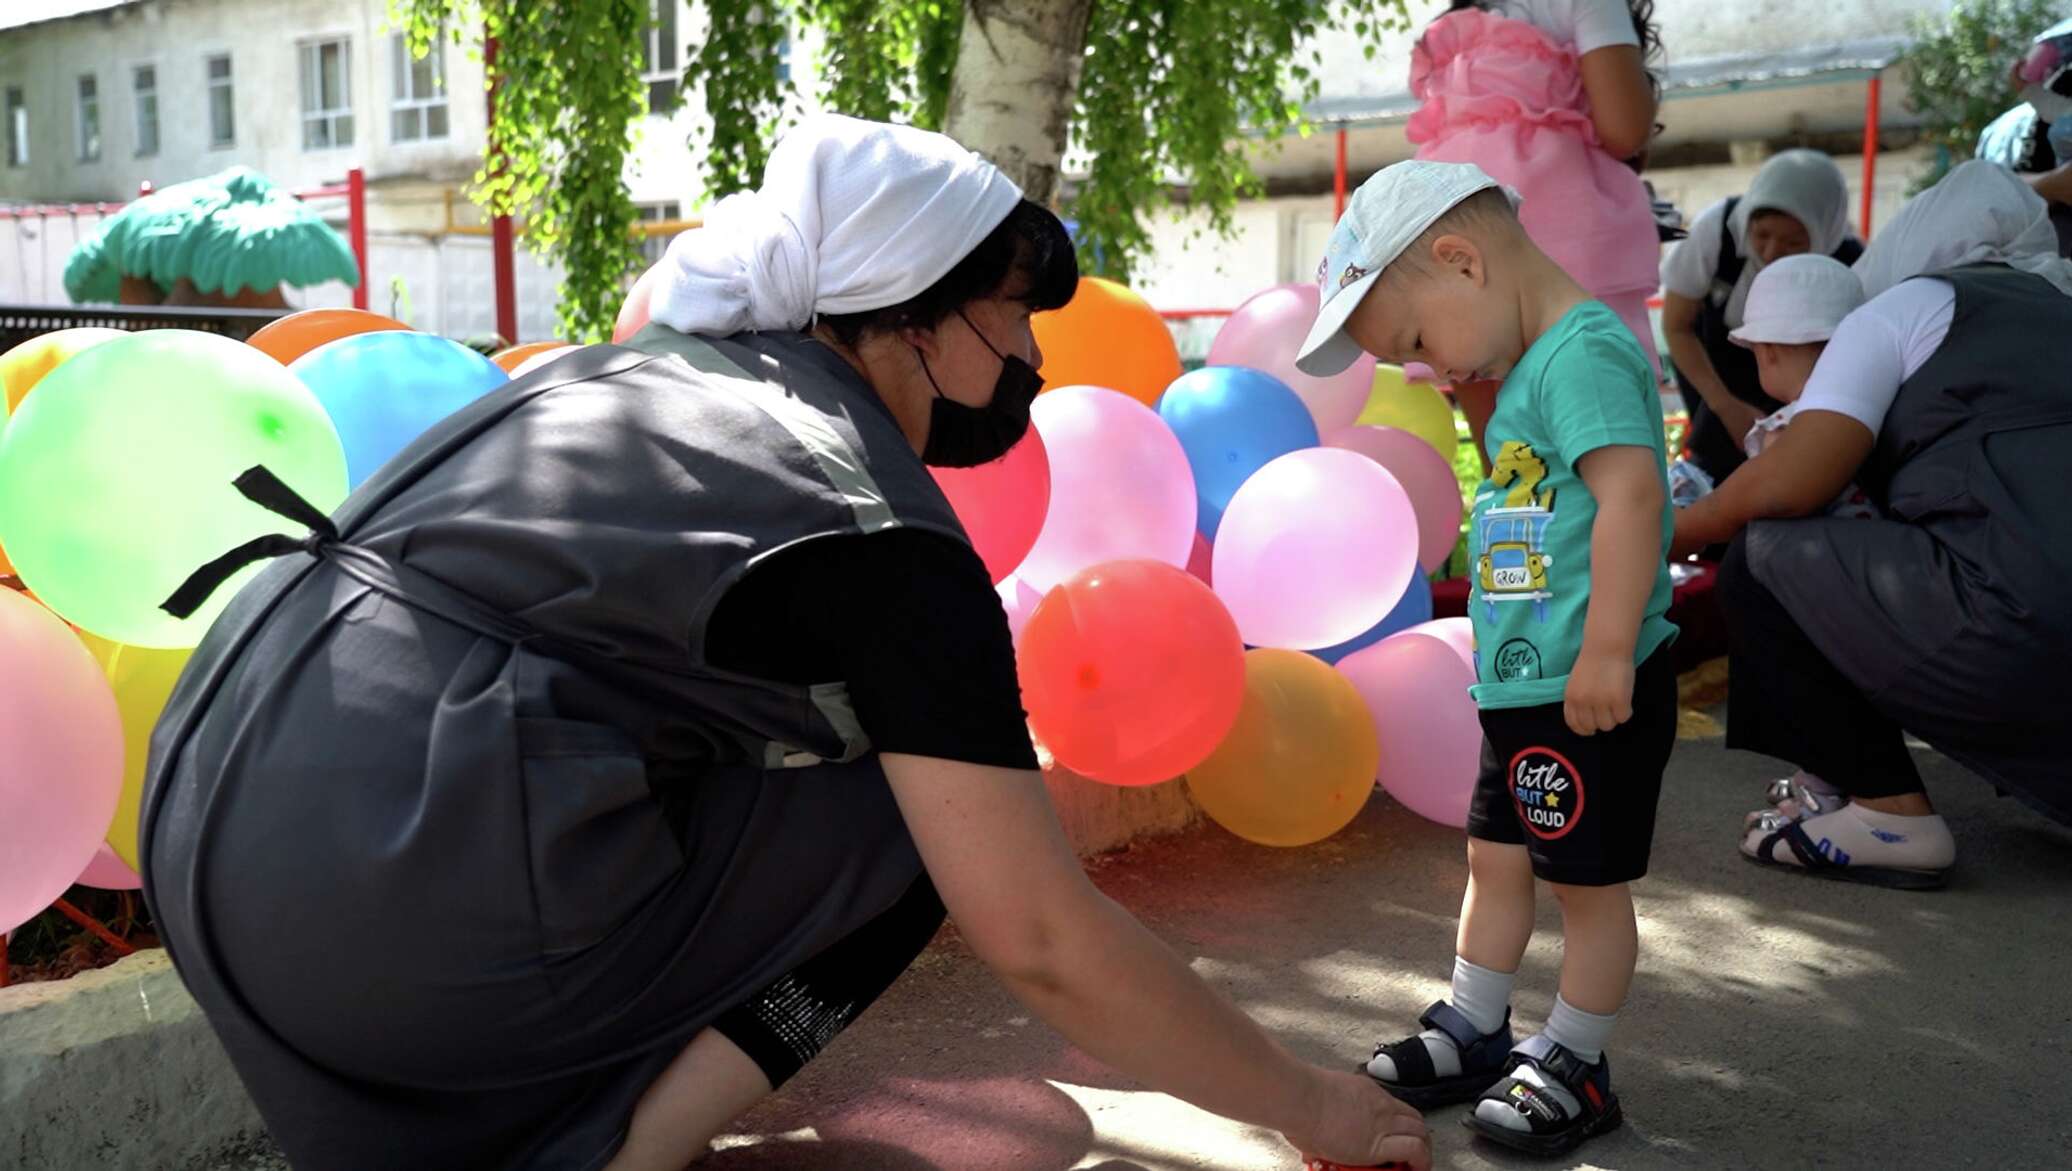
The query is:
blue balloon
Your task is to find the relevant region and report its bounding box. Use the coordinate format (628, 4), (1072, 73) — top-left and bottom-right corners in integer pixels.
(1310, 575), (1435, 666)
(1157, 365), (1319, 538)
(291, 331), (509, 486)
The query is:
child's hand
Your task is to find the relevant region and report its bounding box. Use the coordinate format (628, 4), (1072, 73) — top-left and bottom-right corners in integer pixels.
(1564, 648), (1635, 736)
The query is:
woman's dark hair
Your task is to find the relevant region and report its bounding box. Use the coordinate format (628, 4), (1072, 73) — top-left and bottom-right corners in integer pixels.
(1446, 0), (1662, 97)
(819, 198), (1079, 348)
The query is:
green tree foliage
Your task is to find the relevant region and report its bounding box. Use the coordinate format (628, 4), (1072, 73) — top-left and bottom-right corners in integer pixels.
(399, 1), (1408, 335)
(1903, 0), (2062, 190)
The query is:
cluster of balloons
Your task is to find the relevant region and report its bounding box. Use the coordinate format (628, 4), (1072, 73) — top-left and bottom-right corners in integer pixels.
(953, 277), (1482, 847)
(0, 306), (542, 935)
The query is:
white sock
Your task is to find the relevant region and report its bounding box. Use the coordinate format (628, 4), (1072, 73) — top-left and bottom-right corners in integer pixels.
(1474, 999), (1614, 1133)
(1771, 803), (1957, 871)
(1367, 956), (1511, 1081)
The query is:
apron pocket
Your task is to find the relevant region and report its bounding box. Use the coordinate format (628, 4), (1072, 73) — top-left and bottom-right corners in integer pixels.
(518, 717), (683, 955)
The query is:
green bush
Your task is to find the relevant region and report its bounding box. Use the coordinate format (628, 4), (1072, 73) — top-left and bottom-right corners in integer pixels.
(1904, 0), (2063, 191)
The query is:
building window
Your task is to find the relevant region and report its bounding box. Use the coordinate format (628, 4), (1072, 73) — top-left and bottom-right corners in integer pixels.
(5, 88), (26, 167)
(206, 53), (235, 147)
(775, 29), (791, 85)
(299, 38), (354, 150)
(132, 65), (159, 157)
(642, 0), (679, 115)
(76, 74), (101, 162)
(635, 200), (682, 265)
(390, 34), (449, 142)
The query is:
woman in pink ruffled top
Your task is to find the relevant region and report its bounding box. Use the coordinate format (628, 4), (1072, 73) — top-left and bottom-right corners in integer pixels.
(1409, 0), (1665, 376)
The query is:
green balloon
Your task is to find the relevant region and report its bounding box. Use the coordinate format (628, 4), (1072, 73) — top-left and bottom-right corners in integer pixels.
(0, 330), (347, 648)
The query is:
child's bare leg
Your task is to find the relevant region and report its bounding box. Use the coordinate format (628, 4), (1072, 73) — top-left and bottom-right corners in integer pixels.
(1458, 838), (1536, 972)
(1471, 881), (1633, 1135)
(1369, 839), (1534, 1084)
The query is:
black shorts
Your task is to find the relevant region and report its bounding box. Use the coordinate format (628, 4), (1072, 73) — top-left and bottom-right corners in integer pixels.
(1465, 644), (1677, 886)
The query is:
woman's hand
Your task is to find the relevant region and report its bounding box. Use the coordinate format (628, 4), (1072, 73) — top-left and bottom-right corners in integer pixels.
(1290, 1069), (1432, 1170)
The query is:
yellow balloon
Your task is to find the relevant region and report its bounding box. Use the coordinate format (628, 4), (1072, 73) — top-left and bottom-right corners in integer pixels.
(1357, 365), (1459, 462)
(75, 631), (192, 870)
(1185, 649), (1380, 847)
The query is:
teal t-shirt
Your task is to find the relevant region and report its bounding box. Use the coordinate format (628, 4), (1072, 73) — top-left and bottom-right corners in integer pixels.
(1468, 301), (1676, 710)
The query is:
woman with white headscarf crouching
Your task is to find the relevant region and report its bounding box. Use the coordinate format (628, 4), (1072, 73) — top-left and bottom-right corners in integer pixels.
(1660, 150), (1866, 484)
(140, 115), (1431, 1171)
(1671, 160), (2072, 890)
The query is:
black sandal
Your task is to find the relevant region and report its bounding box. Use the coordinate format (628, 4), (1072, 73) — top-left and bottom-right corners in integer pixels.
(1462, 1034), (1622, 1156)
(1363, 1000), (1513, 1109)
(1743, 815), (1950, 891)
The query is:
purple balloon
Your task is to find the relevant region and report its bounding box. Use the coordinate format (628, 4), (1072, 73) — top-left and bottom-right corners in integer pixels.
(1018, 386), (1198, 592)
(1207, 283), (1378, 434)
(1211, 447), (1419, 650)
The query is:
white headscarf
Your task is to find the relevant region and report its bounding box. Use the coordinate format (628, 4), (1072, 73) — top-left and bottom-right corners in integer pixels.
(649, 114), (1025, 336)
(1854, 159), (2072, 300)
(1730, 150), (1854, 258)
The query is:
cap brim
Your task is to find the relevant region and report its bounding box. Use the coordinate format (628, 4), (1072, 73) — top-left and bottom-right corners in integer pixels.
(1295, 269), (1383, 378)
(1728, 319), (1836, 347)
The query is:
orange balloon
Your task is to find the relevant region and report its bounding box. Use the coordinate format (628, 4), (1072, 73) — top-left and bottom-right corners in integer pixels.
(490, 341), (571, 372)
(2, 327), (127, 416)
(1031, 277), (1183, 407)
(245, 308), (411, 365)
(1017, 559), (1245, 786)
(1185, 649), (1380, 847)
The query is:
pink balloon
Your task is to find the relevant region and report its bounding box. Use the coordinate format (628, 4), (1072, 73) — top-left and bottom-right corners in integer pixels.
(1337, 628), (1481, 828)
(510, 345), (576, 379)
(1185, 531), (1213, 586)
(1212, 448), (1418, 650)
(1207, 283), (1377, 434)
(1326, 425), (1466, 573)
(1017, 386), (1197, 592)
(995, 574), (1044, 647)
(0, 590), (124, 934)
(76, 842), (143, 890)
(932, 426), (1052, 584)
(1403, 361), (1440, 385)
(1403, 617), (1476, 672)
(613, 263), (662, 343)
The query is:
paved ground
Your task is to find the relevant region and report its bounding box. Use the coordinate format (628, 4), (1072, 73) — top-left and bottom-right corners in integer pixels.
(699, 719), (2072, 1170)
(202, 710), (2072, 1170)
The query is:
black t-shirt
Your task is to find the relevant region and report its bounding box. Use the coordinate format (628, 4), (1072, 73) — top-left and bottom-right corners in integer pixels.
(705, 526), (1039, 770)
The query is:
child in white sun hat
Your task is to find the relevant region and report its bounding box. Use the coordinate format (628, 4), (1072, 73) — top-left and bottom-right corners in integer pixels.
(1299, 159), (1675, 1158)
(1727, 253), (1878, 518)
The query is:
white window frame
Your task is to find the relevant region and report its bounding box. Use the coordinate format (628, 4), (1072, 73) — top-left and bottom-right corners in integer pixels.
(5, 87), (26, 168)
(131, 62), (159, 158)
(76, 73), (101, 162)
(204, 51), (235, 149)
(298, 36), (355, 151)
(641, 0), (679, 115)
(389, 33), (449, 143)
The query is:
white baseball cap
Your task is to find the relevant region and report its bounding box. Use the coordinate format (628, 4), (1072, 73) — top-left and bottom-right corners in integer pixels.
(1728, 254), (1865, 347)
(1296, 161), (1521, 377)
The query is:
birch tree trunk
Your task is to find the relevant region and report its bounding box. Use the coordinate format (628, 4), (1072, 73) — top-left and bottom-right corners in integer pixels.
(940, 0), (1094, 204)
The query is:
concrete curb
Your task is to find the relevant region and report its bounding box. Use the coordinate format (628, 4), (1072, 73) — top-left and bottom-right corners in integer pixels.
(0, 949), (268, 1171)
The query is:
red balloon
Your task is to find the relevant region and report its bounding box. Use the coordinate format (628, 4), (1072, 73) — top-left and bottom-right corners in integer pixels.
(1018, 559), (1245, 786)
(930, 427), (1051, 584)
(614, 263), (661, 343)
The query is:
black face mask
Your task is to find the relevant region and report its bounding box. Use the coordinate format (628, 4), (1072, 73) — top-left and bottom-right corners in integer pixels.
(916, 309), (1045, 468)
